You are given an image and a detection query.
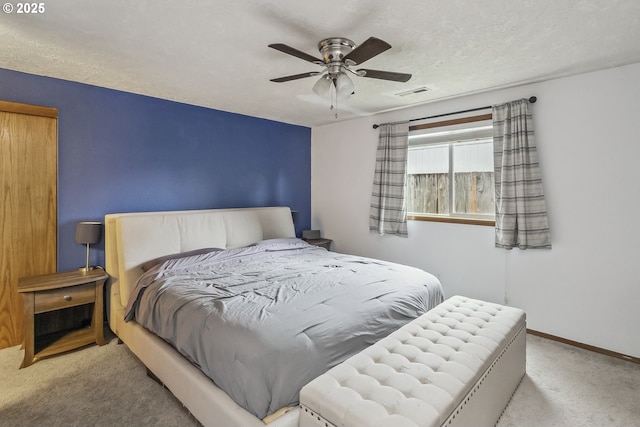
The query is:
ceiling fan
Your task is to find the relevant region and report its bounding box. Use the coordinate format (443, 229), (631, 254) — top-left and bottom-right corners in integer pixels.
(269, 37), (412, 105)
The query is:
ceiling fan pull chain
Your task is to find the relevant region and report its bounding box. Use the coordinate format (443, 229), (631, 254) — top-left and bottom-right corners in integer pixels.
(332, 78), (339, 118)
(330, 79), (336, 115)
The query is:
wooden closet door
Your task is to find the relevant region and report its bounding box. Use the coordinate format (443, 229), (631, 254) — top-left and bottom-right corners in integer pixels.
(0, 101), (57, 349)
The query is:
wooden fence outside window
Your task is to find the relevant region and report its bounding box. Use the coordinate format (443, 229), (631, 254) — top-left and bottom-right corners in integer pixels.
(407, 171), (494, 215)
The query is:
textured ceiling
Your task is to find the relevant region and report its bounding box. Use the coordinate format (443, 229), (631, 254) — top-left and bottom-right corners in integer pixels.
(2, 0), (640, 127)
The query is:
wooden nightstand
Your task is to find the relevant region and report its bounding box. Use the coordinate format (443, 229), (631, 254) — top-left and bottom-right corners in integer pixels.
(17, 268), (108, 368)
(305, 238), (332, 250)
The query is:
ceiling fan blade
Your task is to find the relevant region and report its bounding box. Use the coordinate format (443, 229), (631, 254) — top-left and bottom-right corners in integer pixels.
(344, 37), (391, 65)
(268, 43), (324, 64)
(358, 69), (412, 82)
(270, 72), (321, 83)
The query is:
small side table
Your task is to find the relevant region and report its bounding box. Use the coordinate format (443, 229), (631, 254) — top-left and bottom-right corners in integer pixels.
(305, 238), (333, 251)
(18, 268), (108, 368)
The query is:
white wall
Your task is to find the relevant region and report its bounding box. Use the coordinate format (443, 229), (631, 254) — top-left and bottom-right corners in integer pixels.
(311, 62), (640, 357)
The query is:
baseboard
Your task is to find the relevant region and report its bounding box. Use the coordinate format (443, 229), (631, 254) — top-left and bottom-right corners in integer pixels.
(527, 329), (640, 365)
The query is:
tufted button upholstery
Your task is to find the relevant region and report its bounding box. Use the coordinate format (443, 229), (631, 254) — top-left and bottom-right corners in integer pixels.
(299, 296), (526, 427)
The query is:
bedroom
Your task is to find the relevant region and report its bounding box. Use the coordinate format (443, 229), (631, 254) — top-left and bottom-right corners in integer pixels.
(1, 0), (639, 425)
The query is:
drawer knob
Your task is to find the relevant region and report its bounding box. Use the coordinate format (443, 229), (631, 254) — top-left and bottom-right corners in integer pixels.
(63, 295), (72, 301)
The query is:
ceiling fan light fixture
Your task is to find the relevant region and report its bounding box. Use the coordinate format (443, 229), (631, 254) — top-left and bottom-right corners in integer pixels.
(312, 74), (332, 98)
(335, 72), (354, 101)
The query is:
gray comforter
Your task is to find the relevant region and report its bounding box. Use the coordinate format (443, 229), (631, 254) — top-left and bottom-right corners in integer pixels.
(126, 238), (443, 419)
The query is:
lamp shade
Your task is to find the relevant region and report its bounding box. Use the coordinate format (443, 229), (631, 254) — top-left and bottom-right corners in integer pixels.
(75, 221), (102, 245)
(312, 75), (332, 98)
(335, 72), (354, 101)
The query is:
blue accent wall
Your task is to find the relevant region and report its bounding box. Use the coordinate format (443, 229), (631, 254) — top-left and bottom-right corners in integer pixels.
(0, 68), (311, 271)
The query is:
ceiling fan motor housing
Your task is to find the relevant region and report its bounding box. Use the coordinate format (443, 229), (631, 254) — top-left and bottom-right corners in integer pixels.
(318, 38), (356, 73)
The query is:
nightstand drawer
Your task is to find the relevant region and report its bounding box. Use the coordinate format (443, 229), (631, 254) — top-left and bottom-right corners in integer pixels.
(305, 238), (332, 251)
(34, 283), (95, 313)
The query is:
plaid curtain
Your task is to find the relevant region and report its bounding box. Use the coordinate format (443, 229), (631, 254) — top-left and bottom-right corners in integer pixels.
(369, 122), (409, 236)
(493, 99), (551, 249)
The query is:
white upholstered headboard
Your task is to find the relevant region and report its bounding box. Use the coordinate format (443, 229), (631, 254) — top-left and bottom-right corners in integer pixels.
(105, 206), (295, 332)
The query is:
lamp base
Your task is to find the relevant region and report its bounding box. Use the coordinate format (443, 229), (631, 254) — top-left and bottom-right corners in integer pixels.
(78, 266), (96, 273)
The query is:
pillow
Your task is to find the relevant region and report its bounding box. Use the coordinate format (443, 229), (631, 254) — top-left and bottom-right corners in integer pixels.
(141, 247), (222, 272)
(253, 238), (310, 251)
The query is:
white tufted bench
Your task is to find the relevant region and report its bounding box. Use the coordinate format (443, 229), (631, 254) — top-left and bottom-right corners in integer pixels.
(299, 296), (526, 427)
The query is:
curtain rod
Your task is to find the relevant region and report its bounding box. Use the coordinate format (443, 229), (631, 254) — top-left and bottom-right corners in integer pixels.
(372, 96), (537, 129)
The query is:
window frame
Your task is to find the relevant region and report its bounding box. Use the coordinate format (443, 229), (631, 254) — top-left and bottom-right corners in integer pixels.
(406, 113), (496, 227)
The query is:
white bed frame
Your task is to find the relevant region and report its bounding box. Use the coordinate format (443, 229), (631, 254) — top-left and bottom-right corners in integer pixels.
(105, 206), (300, 427)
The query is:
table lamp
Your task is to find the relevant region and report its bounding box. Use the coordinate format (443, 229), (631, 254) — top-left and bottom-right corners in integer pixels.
(76, 221), (102, 272)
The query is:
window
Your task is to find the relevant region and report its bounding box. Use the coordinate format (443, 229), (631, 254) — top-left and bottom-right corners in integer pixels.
(406, 115), (495, 225)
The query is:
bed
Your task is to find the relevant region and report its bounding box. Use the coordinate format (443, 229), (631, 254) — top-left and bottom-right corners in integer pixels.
(105, 206), (444, 426)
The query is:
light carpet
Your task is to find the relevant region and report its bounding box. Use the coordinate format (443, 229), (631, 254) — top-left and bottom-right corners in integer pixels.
(1, 332), (638, 426)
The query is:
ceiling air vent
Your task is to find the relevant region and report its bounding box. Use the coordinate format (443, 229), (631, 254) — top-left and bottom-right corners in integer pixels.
(395, 86), (430, 97)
